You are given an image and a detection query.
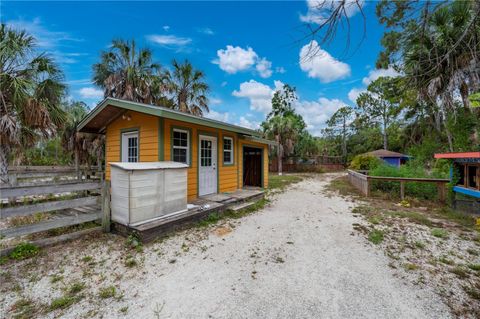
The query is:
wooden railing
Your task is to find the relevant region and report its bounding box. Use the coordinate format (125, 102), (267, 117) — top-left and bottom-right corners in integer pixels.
(8, 165), (103, 185)
(347, 170), (450, 202)
(0, 177), (111, 255)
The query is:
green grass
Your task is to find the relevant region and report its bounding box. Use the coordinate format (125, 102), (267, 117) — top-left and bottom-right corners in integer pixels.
(449, 266), (469, 279)
(9, 243), (40, 260)
(386, 211), (432, 226)
(404, 263), (419, 271)
(414, 241), (426, 249)
(68, 281), (85, 295)
(49, 296), (76, 311)
(368, 229), (384, 244)
(467, 264), (480, 271)
(50, 274), (63, 284)
(438, 256), (455, 265)
(431, 228), (449, 238)
(268, 174), (303, 191)
(435, 207), (477, 228)
(11, 298), (36, 318)
(327, 177), (360, 196)
(98, 286), (116, 299)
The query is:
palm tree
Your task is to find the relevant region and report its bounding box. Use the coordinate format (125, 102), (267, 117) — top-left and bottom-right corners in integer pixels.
(92, 39), (166, 104)
(0, 24), (66, 184)
(165, 59), (209, 116)
(61, 101), (104, 175)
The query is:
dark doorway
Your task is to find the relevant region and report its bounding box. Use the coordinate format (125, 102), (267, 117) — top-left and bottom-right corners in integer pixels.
(243, 147), (262, 187)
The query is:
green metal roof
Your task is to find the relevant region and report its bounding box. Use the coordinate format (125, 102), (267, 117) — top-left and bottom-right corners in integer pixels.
(77, 97), (263, 137)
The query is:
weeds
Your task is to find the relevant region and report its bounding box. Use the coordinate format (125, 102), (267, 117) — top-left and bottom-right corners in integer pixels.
(10, 298), (36, 318)
(99, 286), (116, 299)
(368, 229), (384, 244)
(50, 274), (63, 284)
(404, 263), (419, 271)
(9, 243), (39, 260)
(68, 281), (85, 295)
(268, 174), (303, 191)
(449, 266), (469, 279)
(49, 296), (76, 311)
(431, 228), (449, 239)
(468, 264), (480, 271)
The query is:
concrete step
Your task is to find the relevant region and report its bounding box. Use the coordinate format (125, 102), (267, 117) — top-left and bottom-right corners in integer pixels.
(229, 201), (256, 212)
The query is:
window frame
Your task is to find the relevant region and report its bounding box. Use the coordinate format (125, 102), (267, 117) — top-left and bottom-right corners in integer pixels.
(171, 127), (191, 166)
(223, 136), (234, 166)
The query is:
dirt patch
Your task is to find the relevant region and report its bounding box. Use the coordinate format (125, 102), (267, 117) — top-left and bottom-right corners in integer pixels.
(213, 226), (232, 237)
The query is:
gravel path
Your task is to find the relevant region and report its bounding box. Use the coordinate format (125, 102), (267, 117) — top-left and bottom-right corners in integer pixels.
(3, 173), (453, 318)
(110, 173), (451, 318)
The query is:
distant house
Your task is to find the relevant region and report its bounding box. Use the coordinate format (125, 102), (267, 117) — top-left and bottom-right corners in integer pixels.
(366, 149), (411, 167)
(434, 152), (480, 199)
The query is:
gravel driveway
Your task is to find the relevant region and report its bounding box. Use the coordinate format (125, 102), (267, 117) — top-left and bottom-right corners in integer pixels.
(2, 173), (453, 318)
(111, 173), (451, 318)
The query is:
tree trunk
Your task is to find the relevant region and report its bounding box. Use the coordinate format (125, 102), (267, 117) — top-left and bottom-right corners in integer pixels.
(383, 122), (388, 150)
(75, 148), (80, 180)
(0, 143), (10, 185)
(278, 143), (283, 176)
(342, 116), (347, 158)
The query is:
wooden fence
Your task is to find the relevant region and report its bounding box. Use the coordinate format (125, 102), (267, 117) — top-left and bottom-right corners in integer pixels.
(347, 170), (450, 202)
(269, 156), (345, 173)
(8, 165), (103, 185)
(1, 167), (111, 255)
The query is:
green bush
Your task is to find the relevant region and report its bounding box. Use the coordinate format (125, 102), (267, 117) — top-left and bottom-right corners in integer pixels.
(349, 154), (382, 170)
(369, 162), (447, 200)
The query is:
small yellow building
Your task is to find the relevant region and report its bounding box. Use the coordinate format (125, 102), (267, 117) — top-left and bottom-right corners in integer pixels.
(78, 98), (272, 201)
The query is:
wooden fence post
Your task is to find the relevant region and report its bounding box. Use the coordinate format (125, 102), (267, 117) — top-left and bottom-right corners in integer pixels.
(400, 181), (405, 200)
(101, 180), (111, 232)
(437, 182), (446, 203)
(365, 178), (370, 197)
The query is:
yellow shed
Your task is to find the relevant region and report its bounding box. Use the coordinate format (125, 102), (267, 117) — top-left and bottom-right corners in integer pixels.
(78, 98), (273, 201)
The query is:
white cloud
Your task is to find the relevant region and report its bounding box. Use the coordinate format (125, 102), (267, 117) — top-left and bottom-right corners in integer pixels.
(346, 66), (400, 104)
(197, 27), (215, 35)
(6, 17), (82, 49)
(362, 67), (400, 86)
(146, 34), (192, 48)
(256, 58), (273, 78)
(295, 97), (347, 135)
(206, 110), (230, 123)
(275, 66), (286, 74)
(237, 116), (260, 130)
(215, 45), (258, 74)
(210, 97), (222, 105)
(78, 87), (104, 99)
(300, 0), (365, 24)
(162, 25), (170, 31)
(348, 87), (365, 103)
(299, 40), (351, 83)
(232, 80), (283, 114)
(214, 45), (273, 78)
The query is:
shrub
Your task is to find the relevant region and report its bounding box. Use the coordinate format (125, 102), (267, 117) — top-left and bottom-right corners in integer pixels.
(349, 154), (382, 171)
(369, 162), (446, 200)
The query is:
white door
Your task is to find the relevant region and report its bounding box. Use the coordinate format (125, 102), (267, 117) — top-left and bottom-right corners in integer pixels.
(199, 135), (217, 196)
(121, 131), (139, 162)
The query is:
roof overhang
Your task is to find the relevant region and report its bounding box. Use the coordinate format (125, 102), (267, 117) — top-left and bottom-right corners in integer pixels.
(435, 152), (480, 159)
(240, 135), (277, 146)
(77, 97), (262, 137)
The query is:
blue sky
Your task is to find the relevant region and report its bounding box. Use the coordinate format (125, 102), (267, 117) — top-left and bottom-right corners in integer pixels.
(3, 0), (397, 135)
